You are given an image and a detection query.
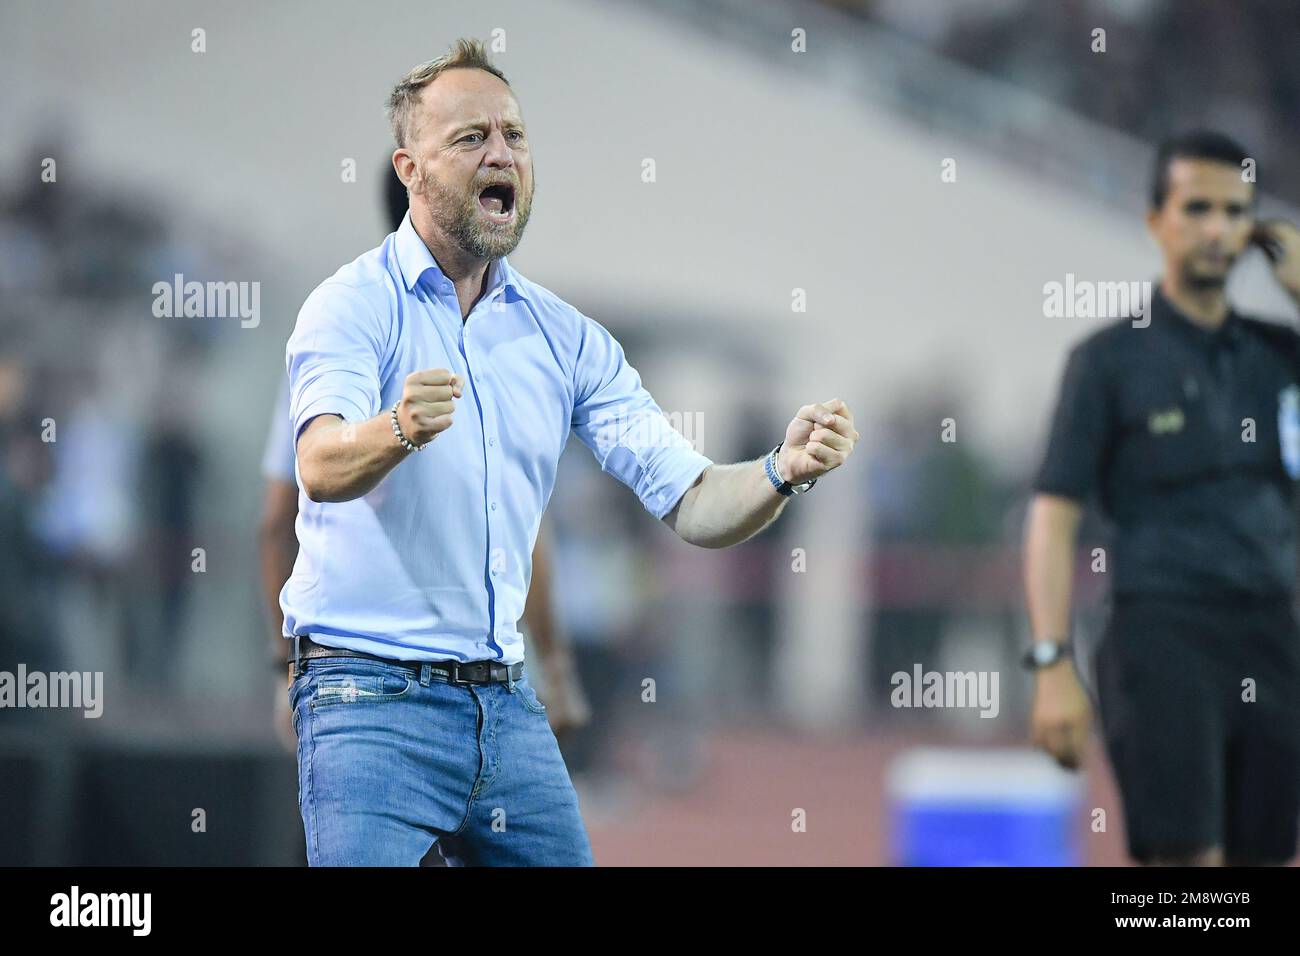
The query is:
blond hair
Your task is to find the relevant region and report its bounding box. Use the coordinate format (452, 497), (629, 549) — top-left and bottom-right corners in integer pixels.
(386, 38), (510, 148)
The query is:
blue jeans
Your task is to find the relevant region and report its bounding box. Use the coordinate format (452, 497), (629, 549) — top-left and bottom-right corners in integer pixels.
(289, 657), (594, 866)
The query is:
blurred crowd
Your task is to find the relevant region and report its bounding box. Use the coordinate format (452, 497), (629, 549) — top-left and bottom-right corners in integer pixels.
(854, 0), (1300, 206)
(0, 138), (235, 700)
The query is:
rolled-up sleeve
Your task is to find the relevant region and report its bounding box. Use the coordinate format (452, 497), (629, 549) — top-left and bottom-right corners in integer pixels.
(570, 312), (712, 519)
(286, 282), (386, 443)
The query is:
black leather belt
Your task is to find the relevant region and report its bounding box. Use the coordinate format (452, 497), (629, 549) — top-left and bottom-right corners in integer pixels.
(290, 635), (524, 685)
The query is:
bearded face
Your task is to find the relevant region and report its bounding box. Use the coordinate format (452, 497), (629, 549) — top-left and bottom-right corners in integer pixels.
(411, 157), (533, 260)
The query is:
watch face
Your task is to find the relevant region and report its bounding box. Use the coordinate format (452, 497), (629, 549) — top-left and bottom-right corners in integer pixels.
(1033, 643), (1058, 666)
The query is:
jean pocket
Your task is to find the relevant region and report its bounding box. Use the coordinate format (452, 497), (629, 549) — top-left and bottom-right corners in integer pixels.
(518, 680), (548, 716)
(310, 667), (413, 709)
(288, 669), (309, 704)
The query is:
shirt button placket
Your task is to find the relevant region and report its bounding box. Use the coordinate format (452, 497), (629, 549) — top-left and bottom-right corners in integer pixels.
(480, 368), (503, 641)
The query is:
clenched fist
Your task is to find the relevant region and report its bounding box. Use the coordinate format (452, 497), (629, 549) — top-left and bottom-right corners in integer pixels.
(1030, 662), (1092, 771)
(777, 398), (859, 484)
(396, 368), (463, 447)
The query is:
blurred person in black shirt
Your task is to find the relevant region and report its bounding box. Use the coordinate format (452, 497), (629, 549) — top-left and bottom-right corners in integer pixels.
(1024, 131), (1300, 865)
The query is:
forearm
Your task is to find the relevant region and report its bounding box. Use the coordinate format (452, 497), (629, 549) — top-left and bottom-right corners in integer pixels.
(669, 459), (788, 549)
(1023, 495), (1081, 641)
(297, 412), (410, 503)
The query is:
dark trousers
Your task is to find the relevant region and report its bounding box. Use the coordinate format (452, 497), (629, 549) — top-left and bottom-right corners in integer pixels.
(1094, 592), (1300, 863)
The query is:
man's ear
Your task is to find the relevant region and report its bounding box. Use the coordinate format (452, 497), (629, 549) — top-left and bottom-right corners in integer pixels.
(1144, 204), (1161, 243)
(392, 149), (416, 190)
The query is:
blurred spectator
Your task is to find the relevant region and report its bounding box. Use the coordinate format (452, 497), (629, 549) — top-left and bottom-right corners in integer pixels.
(0, 352), (57, 674)
(866, 389), (1006, 713)
(0, 134), (228, 698)
(861, 0), (1300, 206)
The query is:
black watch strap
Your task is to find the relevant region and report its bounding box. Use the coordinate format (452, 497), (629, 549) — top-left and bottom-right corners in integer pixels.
(1022, 640), (1074, 670)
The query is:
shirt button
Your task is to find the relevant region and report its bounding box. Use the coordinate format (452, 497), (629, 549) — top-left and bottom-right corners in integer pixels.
(488, 437), (495, 446)
(491, 502), (498, 511)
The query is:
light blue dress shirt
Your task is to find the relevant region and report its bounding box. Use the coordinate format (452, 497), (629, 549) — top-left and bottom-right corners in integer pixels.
(280, 212), (712, 664)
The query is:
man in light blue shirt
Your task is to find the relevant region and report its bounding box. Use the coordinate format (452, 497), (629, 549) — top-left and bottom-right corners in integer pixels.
(284, 38), (858, 866)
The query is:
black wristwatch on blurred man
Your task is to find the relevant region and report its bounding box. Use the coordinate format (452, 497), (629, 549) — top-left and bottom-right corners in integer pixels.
(1022, 638), (1074, 671)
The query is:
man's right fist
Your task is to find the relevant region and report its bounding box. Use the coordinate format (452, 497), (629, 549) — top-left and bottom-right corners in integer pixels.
(396, 368), (462, 447)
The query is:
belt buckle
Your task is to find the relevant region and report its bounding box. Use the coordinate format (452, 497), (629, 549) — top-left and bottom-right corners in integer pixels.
(445, 660), (499, 685)
(448, 660), (482, 686)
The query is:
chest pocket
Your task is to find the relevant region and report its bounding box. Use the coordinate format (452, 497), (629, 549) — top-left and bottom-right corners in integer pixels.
(1113, 370), (1220, 485)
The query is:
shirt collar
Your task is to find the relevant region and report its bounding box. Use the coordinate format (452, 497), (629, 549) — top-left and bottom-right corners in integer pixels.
(1150, 283), (1242, 350)
(393, 209), (520, 299)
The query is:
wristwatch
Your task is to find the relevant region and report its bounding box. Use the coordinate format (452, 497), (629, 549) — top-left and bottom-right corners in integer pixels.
(764, 441), (817, 497)
(1021, 639), (1074, 671)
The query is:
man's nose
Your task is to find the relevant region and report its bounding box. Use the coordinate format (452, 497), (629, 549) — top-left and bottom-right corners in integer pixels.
(1203, 211), (1230, 242)
(482, 129), (515, 168)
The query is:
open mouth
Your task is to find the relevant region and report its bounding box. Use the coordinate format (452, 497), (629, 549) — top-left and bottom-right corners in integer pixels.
(477, 182), (516, 222)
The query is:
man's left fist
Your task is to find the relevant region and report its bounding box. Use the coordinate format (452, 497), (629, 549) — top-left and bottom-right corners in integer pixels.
(778, 398), (858, 484)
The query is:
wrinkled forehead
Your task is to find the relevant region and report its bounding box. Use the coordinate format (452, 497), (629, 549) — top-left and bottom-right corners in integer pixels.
(415, 69), (523, 141)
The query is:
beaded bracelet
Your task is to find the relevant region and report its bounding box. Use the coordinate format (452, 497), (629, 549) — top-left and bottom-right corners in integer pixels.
(391, 401), (427, 452)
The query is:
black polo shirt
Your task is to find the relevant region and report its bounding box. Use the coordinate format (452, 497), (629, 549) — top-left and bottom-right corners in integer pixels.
(1035, 286), (1300, 598)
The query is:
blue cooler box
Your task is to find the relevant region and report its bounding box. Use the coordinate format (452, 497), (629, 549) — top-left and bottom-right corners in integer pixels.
(887, 747), (1084, 866)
